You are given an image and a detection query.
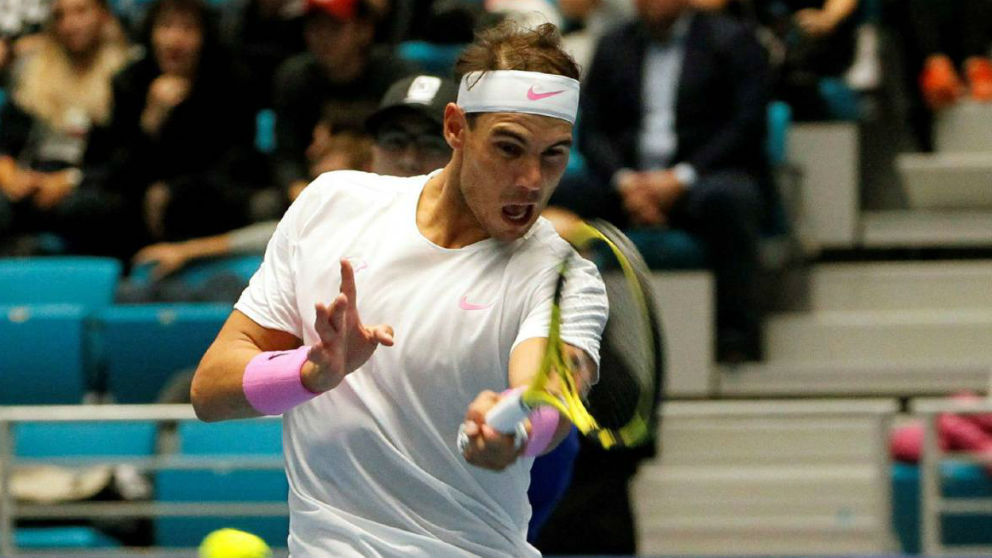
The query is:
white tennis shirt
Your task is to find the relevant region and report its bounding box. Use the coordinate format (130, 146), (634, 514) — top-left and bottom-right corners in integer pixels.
(235, 170), (608, 557)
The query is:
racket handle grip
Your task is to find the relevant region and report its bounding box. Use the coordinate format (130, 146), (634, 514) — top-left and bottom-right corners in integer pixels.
(485, 390), (531, 433)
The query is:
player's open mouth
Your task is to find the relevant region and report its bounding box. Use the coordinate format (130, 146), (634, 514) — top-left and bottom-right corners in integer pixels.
(502, 204), (533, 225)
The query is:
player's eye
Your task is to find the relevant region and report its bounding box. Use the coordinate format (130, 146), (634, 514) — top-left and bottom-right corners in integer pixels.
(496, 142), (523, 157)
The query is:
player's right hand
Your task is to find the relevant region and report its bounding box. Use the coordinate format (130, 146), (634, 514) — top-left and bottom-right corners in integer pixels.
(302, 259), (394, 393)
(460, 390), (522, 471)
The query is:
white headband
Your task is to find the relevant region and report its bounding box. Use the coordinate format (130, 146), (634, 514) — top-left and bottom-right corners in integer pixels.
(457, 70), (579, 124)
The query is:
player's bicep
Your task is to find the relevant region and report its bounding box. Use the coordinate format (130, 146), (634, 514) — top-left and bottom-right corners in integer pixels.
(209, 309), (302, 356)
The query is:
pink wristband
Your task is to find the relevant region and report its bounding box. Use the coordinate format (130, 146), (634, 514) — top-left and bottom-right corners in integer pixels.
(495, 388), (562, 456)
(523, 405), (561, 457)
(243, 346), (318, 415)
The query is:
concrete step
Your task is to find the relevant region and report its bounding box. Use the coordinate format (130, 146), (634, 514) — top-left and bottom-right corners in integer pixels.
(897, 153), (992, 209)
(861, 210), (992, 248)
(766, 310), (992, 363)
(936, 101), (992, 153)
(635, 399), (896, 555)
(719, 360), (990, 397)
(809, 261), (992, 312)
(659, 418), (881, 466)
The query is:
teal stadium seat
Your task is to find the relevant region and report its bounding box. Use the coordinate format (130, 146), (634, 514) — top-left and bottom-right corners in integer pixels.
(129, 254), (262, 290)
(13, 420), (158, 549)
(0, 304), (89, 404)
(0, 257), (121, 307)
(95, 303), (231, 403)
(397, 41), (465, 76)
(892, 462), (992, 554)
(156, 420), (288, 548)
(255, 109), (276, 154)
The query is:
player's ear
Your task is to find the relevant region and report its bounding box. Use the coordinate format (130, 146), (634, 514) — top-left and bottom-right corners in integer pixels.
(443, 103), (467, 150)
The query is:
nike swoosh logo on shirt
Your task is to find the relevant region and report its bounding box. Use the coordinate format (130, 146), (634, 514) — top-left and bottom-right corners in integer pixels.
(526, 86), (565, 101)
(459, 295), (495, 311)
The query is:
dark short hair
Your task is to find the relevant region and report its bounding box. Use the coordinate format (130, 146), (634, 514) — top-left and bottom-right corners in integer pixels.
(453, 21), (580, 82)
(139, 0), (222, 76)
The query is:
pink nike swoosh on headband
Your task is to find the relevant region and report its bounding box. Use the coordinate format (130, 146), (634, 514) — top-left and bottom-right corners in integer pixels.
(526, 86), (565, 101)
(459, 295), (495, 311)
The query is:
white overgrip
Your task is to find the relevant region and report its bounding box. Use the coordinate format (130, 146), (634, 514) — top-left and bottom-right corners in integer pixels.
(485, 390), (531, 433)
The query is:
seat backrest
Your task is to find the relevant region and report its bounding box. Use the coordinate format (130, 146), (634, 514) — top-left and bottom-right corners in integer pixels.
(156, 419), (288, 548)
(0, 257), (121, 307)
(0, 304), (89, 404)
(14, 421), (158, 457)
(397, 41), (465, 76)
(129, 255), (263, 290)
(95, 303), (231, 403)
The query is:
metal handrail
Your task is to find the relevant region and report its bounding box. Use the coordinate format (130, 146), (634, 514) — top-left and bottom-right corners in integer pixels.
(0, 405), (285, 556)
(909, 398), (992, 556)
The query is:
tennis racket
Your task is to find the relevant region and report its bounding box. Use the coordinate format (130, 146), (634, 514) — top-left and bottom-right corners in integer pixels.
(459, 219), (664, 451)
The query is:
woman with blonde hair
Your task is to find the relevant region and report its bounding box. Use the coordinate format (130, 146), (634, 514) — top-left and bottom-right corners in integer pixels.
(0, 0), (130, 254)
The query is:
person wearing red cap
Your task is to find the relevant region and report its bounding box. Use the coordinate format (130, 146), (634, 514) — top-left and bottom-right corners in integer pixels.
(272, 0), (414, 202)
(191, 21), (608, 558)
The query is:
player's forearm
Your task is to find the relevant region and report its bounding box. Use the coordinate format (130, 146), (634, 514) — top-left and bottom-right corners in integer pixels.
(190, 340), (265, 422)
(538, 413), (575, 455)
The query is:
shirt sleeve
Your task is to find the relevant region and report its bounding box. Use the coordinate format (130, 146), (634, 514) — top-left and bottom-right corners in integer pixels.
(512, 254), (609, 375)
(234, 196), (305, 337)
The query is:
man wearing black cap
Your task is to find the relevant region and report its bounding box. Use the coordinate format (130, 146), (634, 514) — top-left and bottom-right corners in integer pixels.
(366, 74), (457, 178)
(273, 0), (415, 201)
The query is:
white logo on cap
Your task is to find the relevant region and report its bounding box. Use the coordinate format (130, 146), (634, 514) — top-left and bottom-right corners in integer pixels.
(404, 76), (442, 105)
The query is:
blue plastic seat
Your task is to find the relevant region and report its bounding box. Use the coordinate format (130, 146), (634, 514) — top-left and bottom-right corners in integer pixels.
(891, 462), (992, 554)
(255, 109), (277, 154)
(94, 303), (232, 403)
(156, 419), (288, 548)
(129, 254), (263, 290)
(12, 420), (157, 550)
(15, 421), (158, 457)
(0, 304), (89, 404)
(397, 41), (465, 76)
(0, 257), (121, 307)
(15, 527), (121, 549)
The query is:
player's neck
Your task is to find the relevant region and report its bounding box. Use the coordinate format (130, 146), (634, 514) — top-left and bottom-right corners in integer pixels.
(417, 166), (490, 249)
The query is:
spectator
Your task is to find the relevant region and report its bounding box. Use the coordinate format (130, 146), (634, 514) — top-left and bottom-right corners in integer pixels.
(0, 0), (130, 255)
(755, 0), (860, 120)
(218, 0), (306, 108)
(130, 74), (455, 282)
(550, 0), (770, 363)
(557, 0), (634, 75)
(83, 0), (264, 259)
(0, 0), (52, 78)
(272, 0), (414, 201)
(911, 0), (992, 111)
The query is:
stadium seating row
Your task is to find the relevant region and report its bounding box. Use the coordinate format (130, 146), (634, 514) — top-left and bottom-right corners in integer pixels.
(0, 257), (253, 405)
(1, 410), (287, 551)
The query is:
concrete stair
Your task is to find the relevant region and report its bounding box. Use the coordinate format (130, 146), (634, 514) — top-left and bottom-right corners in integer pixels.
(635, 400), (897, 555)
(861, 210), (992, 248)
(718, 261), (992, 397)
(808, 261), (992, 311)
(935, 101), (992, 154)
(897, 153), (992, 210)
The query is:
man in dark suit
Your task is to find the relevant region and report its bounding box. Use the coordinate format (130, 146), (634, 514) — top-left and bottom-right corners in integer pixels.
(552, 0), (771, 362)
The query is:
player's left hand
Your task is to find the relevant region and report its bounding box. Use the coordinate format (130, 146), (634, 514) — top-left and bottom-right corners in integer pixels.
(302, 259), (395, 393)
(460, 390), (522, 471)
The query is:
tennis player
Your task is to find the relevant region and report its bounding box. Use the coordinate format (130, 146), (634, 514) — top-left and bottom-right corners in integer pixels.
(191, 21), (607, 558)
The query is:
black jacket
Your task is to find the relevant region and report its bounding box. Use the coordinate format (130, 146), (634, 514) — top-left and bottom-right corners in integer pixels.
(579, 11), (771, 184)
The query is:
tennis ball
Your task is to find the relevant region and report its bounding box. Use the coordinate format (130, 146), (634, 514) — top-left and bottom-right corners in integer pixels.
(198, 528), (272, 558)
